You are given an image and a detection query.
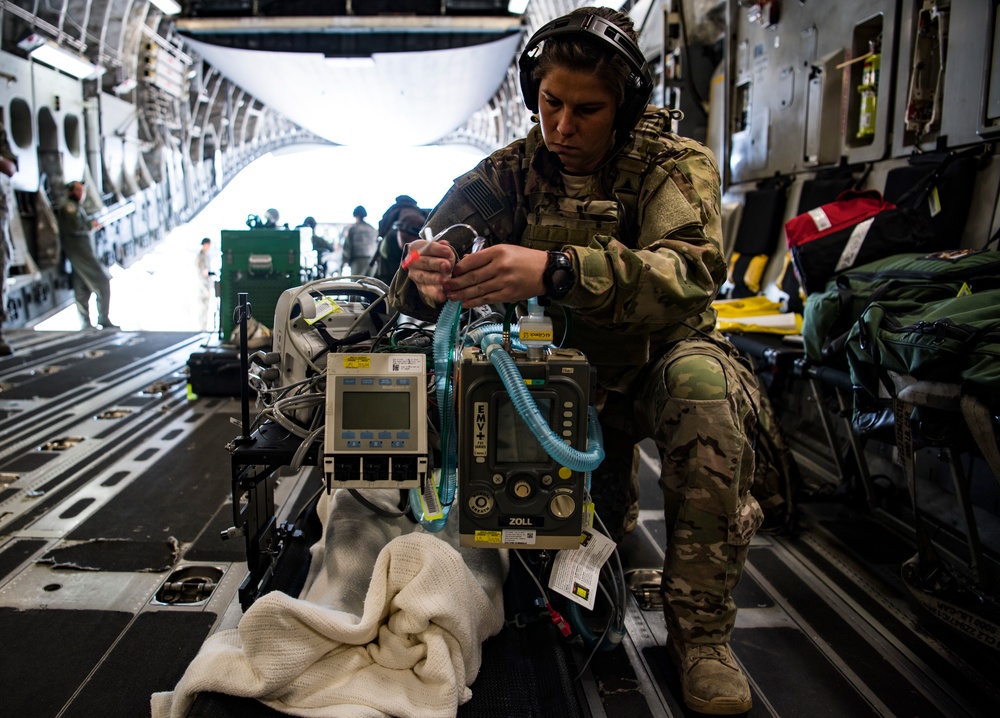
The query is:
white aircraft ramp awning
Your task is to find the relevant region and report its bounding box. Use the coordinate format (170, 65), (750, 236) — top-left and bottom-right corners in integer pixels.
(183, 32), (522, 147)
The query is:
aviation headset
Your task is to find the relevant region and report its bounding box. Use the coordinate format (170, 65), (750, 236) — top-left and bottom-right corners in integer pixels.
(518, 13), (654, 140)
(393, 218), (424, 236)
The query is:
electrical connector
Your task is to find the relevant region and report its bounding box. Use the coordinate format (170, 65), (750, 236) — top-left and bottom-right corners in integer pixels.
(546, 602), (573, 638)
(250, 350), (280, 366)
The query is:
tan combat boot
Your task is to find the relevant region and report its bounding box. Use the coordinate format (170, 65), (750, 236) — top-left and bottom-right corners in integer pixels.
(668, 639), (752, 715)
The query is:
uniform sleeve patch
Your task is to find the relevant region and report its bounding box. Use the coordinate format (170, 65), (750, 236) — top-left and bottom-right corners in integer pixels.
(460, 177), (504, 221)
(643, 175), (700, 236)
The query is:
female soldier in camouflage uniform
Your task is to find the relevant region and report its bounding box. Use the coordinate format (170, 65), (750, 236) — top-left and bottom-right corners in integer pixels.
(389, 7), (762, 714)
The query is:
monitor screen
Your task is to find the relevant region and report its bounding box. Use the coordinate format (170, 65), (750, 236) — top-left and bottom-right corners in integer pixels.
(341, 391), (410, 430)
(495, 395), (552, 464)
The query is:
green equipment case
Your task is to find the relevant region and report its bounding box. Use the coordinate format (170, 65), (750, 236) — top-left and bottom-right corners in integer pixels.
(219, 229), (302, 338)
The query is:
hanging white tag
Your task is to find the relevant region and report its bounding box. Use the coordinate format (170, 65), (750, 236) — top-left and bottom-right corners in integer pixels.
(548, 527), (617, 610)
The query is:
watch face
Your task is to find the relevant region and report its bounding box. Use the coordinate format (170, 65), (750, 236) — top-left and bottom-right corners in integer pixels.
(551, 268), (571, 291)
(544, 251), (574, 299)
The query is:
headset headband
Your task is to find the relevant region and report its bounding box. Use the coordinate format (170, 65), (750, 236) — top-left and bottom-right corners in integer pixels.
(518, 13), (653, 117)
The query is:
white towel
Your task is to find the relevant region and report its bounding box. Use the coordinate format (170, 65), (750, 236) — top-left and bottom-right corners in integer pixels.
(152, 489), (508, 718)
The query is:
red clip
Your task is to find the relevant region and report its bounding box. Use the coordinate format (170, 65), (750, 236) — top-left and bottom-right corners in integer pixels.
(546, 602), (572, 638)
(400, 247), (421, 270)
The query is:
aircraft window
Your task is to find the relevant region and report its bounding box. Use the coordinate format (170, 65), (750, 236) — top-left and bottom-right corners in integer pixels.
(65, 114), (81, 157)
(9, 97), (33, 149)
(38, 107), (57, 150)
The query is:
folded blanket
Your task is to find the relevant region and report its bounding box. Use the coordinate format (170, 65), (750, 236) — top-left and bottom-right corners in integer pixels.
(152, 489), (508, 718)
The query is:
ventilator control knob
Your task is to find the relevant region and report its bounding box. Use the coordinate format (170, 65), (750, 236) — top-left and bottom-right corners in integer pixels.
(468, 492), (494, 516)
(549, 493), (576, 519)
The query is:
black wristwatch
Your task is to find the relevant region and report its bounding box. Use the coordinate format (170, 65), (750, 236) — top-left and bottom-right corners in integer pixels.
(543, 251), (575, 300)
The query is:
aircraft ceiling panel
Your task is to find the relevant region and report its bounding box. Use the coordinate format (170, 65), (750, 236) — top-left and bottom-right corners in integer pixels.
(183, 33), (522, 147)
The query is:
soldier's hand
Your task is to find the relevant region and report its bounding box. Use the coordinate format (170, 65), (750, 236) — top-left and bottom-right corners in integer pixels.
(444, 244), (547, 308)
(403, 239), (457, 305)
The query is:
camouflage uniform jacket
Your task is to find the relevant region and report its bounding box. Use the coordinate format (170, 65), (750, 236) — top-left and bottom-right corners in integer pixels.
(389, 107), (727, 389)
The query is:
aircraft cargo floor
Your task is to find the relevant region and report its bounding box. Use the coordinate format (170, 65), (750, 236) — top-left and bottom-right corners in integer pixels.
(1, 329), (997, 717)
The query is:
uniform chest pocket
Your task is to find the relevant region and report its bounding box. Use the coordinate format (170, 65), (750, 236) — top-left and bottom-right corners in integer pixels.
(524, 197), (621, 251)
(524, 223), (611, 250)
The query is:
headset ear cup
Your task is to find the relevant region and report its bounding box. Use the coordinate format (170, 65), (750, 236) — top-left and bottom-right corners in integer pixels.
(614, 74), (652, 137)
(519, 57), (539, 112)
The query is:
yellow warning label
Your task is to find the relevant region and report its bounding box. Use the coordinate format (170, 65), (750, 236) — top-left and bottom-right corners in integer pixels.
(304, 297), (343, 325)
(343, 356), (371, 369)
(928, 187), (942, 218)
(520, 329), (554, 342)
(475, 530), (503, 544)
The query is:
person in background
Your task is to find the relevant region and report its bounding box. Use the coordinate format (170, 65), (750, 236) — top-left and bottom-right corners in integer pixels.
(373, 195), (427, 286)
(262, 208), (281, 229)
(342, 205), (377, 277)
(299, 216), (334, 277)
(390, 7), (761, 714)
(387, 207), (426, 277)
(57, 180), (118, 331)
(196, 237), (216, 332)
(0, 111), (17, 355)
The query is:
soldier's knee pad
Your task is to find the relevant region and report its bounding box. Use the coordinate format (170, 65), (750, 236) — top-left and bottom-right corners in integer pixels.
(664, 354), (728, 401)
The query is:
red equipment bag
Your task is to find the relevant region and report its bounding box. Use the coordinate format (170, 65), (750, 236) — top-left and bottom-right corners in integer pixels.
(785, 189), (937, 295)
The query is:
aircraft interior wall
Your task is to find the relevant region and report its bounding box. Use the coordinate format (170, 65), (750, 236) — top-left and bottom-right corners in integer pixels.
(715, 0), (1000, 617)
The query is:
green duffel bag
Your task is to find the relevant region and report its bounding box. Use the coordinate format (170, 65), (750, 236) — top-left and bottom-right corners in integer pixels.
(802, 248), (1000, 367)
(847, 288), (1000, 406)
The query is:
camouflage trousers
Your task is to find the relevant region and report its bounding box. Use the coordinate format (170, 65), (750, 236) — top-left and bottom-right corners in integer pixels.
(603, 335), (763, 645)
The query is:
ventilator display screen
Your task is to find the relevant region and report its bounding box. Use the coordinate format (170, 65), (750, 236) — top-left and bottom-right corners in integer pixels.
(342, 392), (410, 430)
(495, 396), (552, 464)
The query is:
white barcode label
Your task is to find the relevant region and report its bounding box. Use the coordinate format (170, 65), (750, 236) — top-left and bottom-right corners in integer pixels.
(420, 470), (443, 520)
